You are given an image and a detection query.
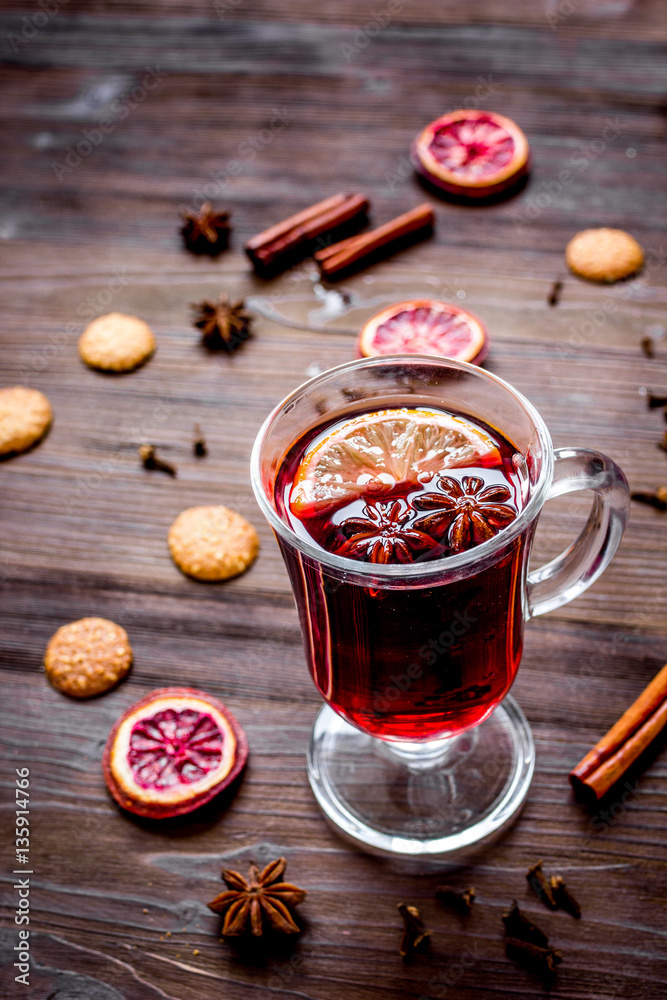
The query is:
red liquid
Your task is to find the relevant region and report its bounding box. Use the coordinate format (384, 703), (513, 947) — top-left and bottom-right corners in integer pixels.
(276, 408), (531, 741)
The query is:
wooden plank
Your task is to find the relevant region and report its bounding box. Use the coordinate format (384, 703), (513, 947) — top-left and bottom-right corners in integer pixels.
(3, 2), (667, 41)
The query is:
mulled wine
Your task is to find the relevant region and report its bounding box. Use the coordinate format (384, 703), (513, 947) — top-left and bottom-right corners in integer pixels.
(275, 407), (530, 741)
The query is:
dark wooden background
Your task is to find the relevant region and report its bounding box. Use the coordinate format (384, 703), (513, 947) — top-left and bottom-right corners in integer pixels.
(1, 2), (666, 997)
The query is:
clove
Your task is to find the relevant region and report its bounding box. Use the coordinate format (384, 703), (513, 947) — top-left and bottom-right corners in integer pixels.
(641, 335), (655, 358)
(547, 279), (563, 307)
(502, 901), (549, 946)
(139, 444), (177, 477)
(549, 876), (581, 919)
(435, 884), (475, 913)
(631, 489), (667, 512)
(526, 860), (557, 909)
(506, 937), (563, 977)
(193, 424), (208, 457)
(397, 902), (431, 961)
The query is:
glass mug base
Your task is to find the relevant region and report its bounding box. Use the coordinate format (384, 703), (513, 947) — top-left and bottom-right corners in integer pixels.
(307, 696), (534, 860)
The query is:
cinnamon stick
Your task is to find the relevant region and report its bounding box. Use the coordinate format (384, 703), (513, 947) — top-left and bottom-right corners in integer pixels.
(569, 663), (667, 799)
(314, 202), (435, 279)
(245, 192), (369, 275)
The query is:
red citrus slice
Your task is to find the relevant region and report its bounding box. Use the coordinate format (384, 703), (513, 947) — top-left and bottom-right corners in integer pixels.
(412, 110), (530, 198)
(103, 687), (248, 818)
(290, 408), (501, 517)
(357, 299), (488, 363)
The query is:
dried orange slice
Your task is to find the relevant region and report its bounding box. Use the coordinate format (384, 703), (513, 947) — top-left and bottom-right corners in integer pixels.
(290, 408), (500, 517)
(357, 299), (488, 363)
(412, 110), (530, 199)
(103, 687), (248, 818)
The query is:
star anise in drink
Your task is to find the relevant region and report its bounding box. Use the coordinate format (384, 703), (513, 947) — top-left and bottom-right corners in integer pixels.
(181, 202), (231, 255)
(413, 475), (517, 554)
(207, 857), (306, 936)
(337, 500), (438, 564)
(191, 294), (252, 352)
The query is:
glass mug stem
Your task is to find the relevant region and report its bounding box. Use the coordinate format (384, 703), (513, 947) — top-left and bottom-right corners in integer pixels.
(375, 727), (479, 771)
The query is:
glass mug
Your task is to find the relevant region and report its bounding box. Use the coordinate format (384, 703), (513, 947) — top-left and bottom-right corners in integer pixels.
(251, 357), (629, 858)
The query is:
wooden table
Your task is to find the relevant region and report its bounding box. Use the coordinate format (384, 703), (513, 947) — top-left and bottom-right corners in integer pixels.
(1, 3), (666, 997)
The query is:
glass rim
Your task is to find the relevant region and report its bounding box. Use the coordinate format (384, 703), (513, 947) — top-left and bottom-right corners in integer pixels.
(250, 355), (554, 578)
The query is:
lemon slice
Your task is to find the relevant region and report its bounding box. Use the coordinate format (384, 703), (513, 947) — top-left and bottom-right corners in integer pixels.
(290, 408), (501, 517)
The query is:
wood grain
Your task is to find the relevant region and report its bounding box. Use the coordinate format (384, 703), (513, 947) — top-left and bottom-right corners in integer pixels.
(1, 5), (666, 999)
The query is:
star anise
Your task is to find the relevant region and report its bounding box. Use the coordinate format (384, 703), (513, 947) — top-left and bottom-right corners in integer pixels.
(413, 475), (517, 554)
(207, 857), (306, 937)
(337, 499), (438, 564)
(191, 294), (252, 352)
(181, 202), (231, 255)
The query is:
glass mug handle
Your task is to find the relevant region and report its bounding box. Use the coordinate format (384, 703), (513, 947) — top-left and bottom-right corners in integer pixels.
(527, 447), (630, 619)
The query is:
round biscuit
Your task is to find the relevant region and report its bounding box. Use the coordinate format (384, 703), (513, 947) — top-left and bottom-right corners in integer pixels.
(565, 228), (644, 283)
(0, 386), (52, 456)
(168, 505), (259, 581)
(79, 312), (156, 372)
(44, 617), (132, 698)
